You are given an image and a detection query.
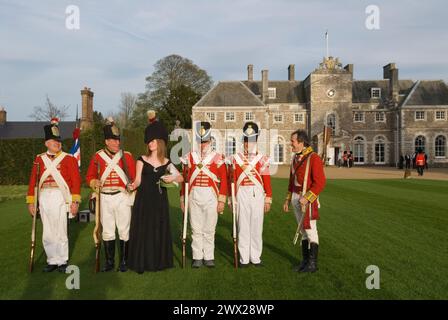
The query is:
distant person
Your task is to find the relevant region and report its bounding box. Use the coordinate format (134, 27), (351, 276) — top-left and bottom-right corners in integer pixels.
(415, 149), (426, 176)
(405, 154), (411, 169)
(343, 151), (348, 168)
(399, 155), (404, 169)
(424, 153), (428, 170)
(347, 151), (353, 168)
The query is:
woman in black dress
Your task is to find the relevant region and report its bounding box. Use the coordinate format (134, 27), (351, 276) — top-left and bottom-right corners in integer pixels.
(127, 119), (183, 273)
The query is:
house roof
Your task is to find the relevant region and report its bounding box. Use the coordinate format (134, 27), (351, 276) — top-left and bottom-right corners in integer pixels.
(0, 121), (76, 140)
(242, 81), (307, 104)
(352, 80), (415, 104)
(195, 81), (264, 107)
(405, 80), (448, 105)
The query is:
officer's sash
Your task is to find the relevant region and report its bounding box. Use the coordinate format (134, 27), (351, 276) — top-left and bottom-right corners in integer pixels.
(233, 153), (264, 192)
(98, 150), (129, 186)
(189, 151), (220, 193)
(40, 153), (71, 204)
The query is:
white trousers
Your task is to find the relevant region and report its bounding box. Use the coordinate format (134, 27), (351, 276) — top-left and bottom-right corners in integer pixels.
(236, 186), (265, 264)
(39, 189), (69, 265)
(189, 187), (218, 260)
(292, 192), (319, 244)
(100, 192), (132, 241)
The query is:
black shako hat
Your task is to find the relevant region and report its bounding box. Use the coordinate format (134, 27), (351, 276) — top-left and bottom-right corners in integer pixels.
(144, 115), (168, 144)
(242, 121), (259, 142)
(195, 121), (212, 143)
(44, 118), (62, 142)
(103, 117), (120, 140)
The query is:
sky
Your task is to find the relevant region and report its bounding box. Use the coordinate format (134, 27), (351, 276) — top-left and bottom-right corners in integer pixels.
(1, 0), (447, 121)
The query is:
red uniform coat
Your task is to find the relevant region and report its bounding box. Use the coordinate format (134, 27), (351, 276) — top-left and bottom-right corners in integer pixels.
(415, 153), (426, 166)
(180, 151), (227, 203)
(85, 149), (136, 192)
(26, 152), (81, 204)
(229, 152), (272, 203)
(287, 150), (326, 229)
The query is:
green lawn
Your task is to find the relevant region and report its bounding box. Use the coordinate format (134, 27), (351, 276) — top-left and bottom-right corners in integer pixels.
(0, 179), (447, 300)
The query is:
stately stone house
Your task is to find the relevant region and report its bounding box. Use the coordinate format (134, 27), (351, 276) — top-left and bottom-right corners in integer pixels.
(192, 57), (448, 167)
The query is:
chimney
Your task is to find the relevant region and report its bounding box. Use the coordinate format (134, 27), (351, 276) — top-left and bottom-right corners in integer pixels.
(383, 63), (399, 101)
(288, 64), (295, 81)
(247, 64), (254, 81)
(261, 70), (269, 103)
(344, 64), (354, 74)
(80, 87), (94, 130)
(0, 107), (6, 125)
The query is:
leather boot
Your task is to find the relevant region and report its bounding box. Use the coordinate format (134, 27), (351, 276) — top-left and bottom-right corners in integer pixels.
(295, 240), (310, 272)
(302, 242), (318, 273)
(118, 240), (128, 272)
(102, 240), (115, 272)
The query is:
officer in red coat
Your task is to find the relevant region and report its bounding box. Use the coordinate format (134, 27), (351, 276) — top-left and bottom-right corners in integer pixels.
(86, 117), (136, 272)
(228, 122), (272, 267)
(26, 118), (81, 272)
(180, 121), (228, 268)
(283, 130), (326, 273)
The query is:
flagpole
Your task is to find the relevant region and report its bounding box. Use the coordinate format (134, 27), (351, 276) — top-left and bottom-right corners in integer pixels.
(325, 30), (329, 58)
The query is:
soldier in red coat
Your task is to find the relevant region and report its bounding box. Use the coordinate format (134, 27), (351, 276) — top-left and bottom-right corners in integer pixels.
(283, 130), (326, 273)
(26, 118), (81, 272)
(85, 118), (136, 272)
(180, 121), (228, 268)
(228, 122), (272, 267)
(415, 149), (426, 176)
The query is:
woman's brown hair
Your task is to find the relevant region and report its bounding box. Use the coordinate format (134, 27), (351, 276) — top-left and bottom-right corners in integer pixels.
(146, 139), (167, 163)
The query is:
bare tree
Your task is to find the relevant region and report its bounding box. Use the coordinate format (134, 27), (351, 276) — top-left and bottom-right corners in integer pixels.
(29, 95), (69, 121)
(118, 92), (137, 128)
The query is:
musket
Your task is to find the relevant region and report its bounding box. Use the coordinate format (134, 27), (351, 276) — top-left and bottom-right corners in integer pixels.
(182, 182), (189, 269)
(29, 161), (40, 272)
(93, 162), (102, 273)
(231, 181), (238, 269)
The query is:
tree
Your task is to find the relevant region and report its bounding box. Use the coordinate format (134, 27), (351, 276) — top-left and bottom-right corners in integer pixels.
(130, 54), (212, 129)
(29, 95), (69, 121)
(118, 92), (137, 128)
(158, 85), (201, 132)
(144, 54), (212, 108)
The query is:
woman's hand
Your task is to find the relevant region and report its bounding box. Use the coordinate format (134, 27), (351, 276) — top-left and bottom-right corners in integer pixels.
(128, 182), (136, 191)
(161, 175), (176, 183)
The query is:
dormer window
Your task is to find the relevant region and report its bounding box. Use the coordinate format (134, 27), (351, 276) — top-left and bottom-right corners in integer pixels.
(371, 88), (381, 99)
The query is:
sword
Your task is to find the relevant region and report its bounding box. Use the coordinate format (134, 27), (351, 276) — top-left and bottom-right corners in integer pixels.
(182, 182), (189, 269)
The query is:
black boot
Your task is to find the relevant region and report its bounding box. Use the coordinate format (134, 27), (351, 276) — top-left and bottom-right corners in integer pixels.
(302, 242), (318, 273)
(295, 240), (310, 272)
(118, 240), (128, 272)
(102, 240), (115, 272)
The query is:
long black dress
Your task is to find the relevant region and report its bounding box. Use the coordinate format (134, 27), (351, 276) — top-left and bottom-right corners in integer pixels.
(128, 157), (174, 273)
